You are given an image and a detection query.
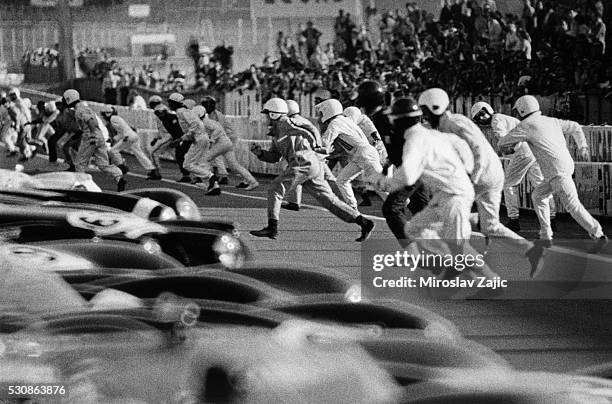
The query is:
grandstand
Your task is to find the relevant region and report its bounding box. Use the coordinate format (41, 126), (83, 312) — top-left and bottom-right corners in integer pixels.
(0, 0), (352, 73)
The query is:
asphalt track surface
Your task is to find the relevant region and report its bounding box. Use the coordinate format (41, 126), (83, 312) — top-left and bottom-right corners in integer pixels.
(4, 151), (612, 373)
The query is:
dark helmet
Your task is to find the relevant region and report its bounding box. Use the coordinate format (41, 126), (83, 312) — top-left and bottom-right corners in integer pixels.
(355, 80), (385, 109)
(201, 96), (217, 113)
(386, 97), (423, 119)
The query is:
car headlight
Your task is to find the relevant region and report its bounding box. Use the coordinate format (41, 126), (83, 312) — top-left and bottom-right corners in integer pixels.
(176, 198), (201, 220)
(344, 284), (362, 303)
(213, 233), (245, 269)
(158, 206), (177, 221)
(142, 238), (162, 255)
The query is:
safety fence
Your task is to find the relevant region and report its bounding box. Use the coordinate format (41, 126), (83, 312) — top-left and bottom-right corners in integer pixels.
(10, 87), (612, 216)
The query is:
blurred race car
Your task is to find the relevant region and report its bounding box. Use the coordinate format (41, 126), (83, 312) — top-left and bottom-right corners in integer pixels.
(0, 205), (248, 269)
(0, 168), (101, 192)
(0, 168), (207, 223)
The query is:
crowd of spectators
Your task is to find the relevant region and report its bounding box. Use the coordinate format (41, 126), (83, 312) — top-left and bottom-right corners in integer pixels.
(37, 0), (610, 109)
(204, 0), (611, 105)
(22, 45), (60, 69)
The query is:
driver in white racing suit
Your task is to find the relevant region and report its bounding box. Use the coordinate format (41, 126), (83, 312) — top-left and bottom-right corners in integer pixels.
(498, 95), (607, 268)
(470, 101), (556, 233)
(318, 99), (386, 212)
(249, 98), (375, 241)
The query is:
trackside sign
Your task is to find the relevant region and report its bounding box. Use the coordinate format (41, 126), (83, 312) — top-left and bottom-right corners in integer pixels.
(250, 0), (360, 18)
(31, 0), (83, 6)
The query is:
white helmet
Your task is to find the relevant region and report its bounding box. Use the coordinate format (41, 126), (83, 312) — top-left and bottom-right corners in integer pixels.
(8, 87), (20, 99)
(418, 88), (450, 116)
(317, 99), (344, 123)
(286, 100), (300, 116)
(513, 95), (540, 118)
(168, 92), (184, 103)
(63, 89), (80, 105)
(343, 106), (362, 123)
(183, 99), (197, 109)
(148, 95), (163, 107)
(470, 102), (494, 120)
(262, 98), (288, 121)
(192, 105), (207, 119)
(45, 101), (58, 114)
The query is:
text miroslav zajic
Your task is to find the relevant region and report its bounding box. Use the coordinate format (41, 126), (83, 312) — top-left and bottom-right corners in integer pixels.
(371, 251), (508, 290)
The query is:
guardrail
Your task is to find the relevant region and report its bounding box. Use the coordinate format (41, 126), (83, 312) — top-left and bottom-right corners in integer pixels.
(9, 86), (612, 216)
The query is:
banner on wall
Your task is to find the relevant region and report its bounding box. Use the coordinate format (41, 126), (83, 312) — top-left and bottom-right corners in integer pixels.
(31, 0), (83, 6)
(250, 0), (360, 18)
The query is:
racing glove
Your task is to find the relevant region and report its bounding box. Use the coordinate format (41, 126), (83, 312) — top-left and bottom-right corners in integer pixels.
(578, 147), (590, 162)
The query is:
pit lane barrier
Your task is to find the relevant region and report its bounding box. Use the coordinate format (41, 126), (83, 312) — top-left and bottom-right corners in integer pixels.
(10, 86), (612, 216)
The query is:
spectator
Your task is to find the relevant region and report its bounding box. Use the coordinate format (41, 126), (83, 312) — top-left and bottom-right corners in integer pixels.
(518, 28), (532, 60)
(505, 23), (522, 52)
(302, 21), (323, 59)
(102, 69), (119, 105)
(440, 0), (453, 26)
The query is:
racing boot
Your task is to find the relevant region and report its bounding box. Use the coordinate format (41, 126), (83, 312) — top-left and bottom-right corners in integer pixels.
(355, 215), (375, 242)
(190, 177), (203, 185)
(218, 176), (229, 185)
(281, 202), (300, 211)
(245, 181), (259, 191)
(146, 169), (162, 180)
(236, 182), (249, 189)
(250, 219), (278, 239)
(526, 239), (553, 278)
(207, 174), (219, 191)
(177, 175), (192, 183)
(205, 181), (221, 196)
(118, 164), (129, 175)
(117, 176), (127, 192)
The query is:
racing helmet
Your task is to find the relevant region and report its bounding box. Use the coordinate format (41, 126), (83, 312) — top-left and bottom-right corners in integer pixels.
(513, 95), (540, 118)
(183, 99), (197, 109)
(100, 105), (117, 119)
(343, 106), (362, 122)
(201, 96), (217, 113)
(354, 80), (385, 109)
(317, 99), (344, 124)
(261, 98), (288, 121)
(148, 95), (163, 109)
(192, 105), (207, 120)
(386, 97), (423, 119)
(470, 101), (494, 120)
(168, 92), (184, 103)
(418, 88), (450, 116)
(8, 87), (20, 100)
(286, 100), (300, 117)
(44, 101), (58, 114)
(470, 101), (494, 125)
(63, 89), (80, 106)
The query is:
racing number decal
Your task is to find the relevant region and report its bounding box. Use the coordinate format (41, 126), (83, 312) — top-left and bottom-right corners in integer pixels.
(66, 211), (167, 239)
